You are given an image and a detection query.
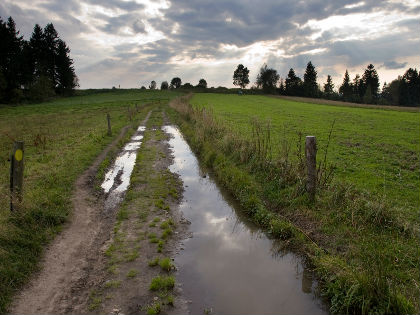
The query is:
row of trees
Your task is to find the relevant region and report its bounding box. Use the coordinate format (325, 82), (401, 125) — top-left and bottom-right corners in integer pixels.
(0, 16), (78, 103)
(144, 77), (208, 90)
(232, 62), (419, 107)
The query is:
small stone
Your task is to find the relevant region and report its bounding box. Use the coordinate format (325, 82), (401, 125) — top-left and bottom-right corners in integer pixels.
(153, 296), (159, 301)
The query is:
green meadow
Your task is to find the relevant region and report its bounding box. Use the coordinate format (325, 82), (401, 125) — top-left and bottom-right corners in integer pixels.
(190, 93), (420, 215)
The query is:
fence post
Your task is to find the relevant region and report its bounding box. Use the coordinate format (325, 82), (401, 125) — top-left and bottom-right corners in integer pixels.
(107, 113), (112, 136)
(305, 136), (316, 201)
(135, 103), (138, 112)
(127, 106), (132, 121)
(10, 141), (24, 211)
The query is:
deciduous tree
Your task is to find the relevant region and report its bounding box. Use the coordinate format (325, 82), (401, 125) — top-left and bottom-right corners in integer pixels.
(160, 81), (168, 90)
(233, 64), (250, 89)
(256, 64), (279, 93)
(170, 77), (181, 89)
(197, 78), (207, 88)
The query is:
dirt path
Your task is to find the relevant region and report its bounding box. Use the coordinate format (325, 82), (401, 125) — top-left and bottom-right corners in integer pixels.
(10, 111), (162, 314)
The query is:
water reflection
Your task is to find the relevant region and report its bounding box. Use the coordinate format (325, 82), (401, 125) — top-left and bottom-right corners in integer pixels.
(101, 126), (146, 211)
(164, 126), (327, 315)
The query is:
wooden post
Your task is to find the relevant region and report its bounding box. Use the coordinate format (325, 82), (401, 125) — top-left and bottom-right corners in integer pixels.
(10, 141), (24, 211)
(107, 113), (112, 136)
(135, 103), (138, 112)
(305, 136), (316, 201)
(127, 106), (132, 121)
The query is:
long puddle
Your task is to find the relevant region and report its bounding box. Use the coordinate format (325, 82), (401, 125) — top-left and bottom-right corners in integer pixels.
(101, 126), (146, 211)
(164, 125), (327, 315)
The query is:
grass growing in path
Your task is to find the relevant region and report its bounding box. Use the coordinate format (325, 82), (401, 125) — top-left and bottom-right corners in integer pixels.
(0, 90), (179, 313)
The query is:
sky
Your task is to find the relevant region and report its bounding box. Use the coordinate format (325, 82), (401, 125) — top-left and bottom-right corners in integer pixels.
(1, 0), (419, 89)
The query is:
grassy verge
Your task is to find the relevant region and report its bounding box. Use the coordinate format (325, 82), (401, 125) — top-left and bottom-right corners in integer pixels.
(190, 93), (419, 213)
(0, 90), (179, 313)
(167, 95), (419, 314)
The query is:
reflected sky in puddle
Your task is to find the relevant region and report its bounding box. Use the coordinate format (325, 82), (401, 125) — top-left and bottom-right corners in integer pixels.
(101, 126), (145, 210)
(164, 125), (327, 315)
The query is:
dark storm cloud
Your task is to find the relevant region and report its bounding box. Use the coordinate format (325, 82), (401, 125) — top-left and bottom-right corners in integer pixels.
(381, 61), (408, 70)
(2, 0), (419, 88)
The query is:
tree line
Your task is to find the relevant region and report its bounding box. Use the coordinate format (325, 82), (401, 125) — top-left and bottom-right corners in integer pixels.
(143, 77), (208, 91)
(232, 62), (419, 107)
(0, 16), (78, 103)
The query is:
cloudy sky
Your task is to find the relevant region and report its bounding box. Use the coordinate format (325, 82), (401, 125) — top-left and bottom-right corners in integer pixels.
(1, 0), (419, 89)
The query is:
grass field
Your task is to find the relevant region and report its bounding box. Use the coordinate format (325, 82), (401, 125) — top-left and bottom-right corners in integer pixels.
(169, 93), (420, 314)
(0, 90), (179, 312)
(190, 93), (420, 214)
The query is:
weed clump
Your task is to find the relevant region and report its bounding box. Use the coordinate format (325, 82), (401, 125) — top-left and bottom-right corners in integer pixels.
(159, 258), (173, 271)
(148, 258), (159, 267)
(146, 302), (161, 315)
(157, 240), (165, 253)
(149, 276), (175, 291)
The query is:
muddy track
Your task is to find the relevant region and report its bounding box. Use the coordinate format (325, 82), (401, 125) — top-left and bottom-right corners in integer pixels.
(10, 112), (152, 314)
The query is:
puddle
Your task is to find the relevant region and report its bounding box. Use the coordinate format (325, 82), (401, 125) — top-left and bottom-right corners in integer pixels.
(164, 125), (328, 315)
(101, 126), (146, 210)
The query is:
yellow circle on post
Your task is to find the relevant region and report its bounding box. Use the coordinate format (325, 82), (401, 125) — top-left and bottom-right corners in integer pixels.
(15, 149), (23, 161)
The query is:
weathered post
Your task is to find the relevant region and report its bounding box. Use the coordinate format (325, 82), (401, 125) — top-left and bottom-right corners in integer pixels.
(107, 113), (112, 136)
(135, 103), (138, 112)
(127, 106), (132, 121)
(305, 136), (316, 201)
(10, 141), (24, 211)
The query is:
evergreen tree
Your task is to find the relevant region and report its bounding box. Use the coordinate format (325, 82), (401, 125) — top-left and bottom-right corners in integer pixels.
(323, 75), (334, 98)
(279, 78), (285, 95)
(339, 70), (352, 101)
(399, 68), (419, 106)
(352, 74), (362, 103)
(303, 61), (319, 98)
(43, 23), (59, 88)
(233, 64), (250, 89)
(29, 24), (46, 79)
(285, 68), (302, 96)
(361, 64), (380, 103)
(55, 39), (78, 94)
(0, 17), (24, 101)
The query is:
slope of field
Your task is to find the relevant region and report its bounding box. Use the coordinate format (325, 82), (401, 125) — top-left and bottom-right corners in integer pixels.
(190, 93), (420, 216)
(0, 90), (178, 312)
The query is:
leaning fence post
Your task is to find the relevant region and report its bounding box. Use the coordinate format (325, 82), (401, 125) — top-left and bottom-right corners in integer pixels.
(107, 113), (112, 136)
(305, 136), (316, 201)
(10, 141), (24, 211)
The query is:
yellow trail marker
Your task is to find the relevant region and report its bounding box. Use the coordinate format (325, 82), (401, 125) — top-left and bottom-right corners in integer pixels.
(15, 149), (23, 161)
